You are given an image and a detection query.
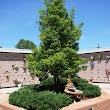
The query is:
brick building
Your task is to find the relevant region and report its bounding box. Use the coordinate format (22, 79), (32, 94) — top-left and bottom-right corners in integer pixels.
(0, 48), (39, 88)
(78, 48), (110, 82)
(0, 47), (110, 88)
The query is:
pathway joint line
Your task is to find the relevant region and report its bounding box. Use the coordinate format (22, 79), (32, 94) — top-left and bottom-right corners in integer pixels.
(0, 98), (8, 103)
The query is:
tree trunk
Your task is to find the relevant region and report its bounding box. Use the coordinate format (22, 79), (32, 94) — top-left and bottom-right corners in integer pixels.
(54, 76), (60, 92)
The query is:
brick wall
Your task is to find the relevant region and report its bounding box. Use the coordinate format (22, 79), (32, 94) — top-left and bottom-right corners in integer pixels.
(78, 51), (110, 83)
(76, 99), (110, 110)
(0, 53), (39, 88)
(61, 90), (110, 110)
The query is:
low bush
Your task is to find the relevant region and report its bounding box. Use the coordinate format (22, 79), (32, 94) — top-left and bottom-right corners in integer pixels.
(76, 83), (101, 98)
(40, 77), (54, 85)
(24, 84), (39, 91)
(71, 77), (88, 86)
(9, 77), (101, 109)
(24, 77), (101, 98)
(9, 89), (72, 110)
(9, 88), (34, 109)
(43, 77), (101, 98)
(25, 77), (65, 92)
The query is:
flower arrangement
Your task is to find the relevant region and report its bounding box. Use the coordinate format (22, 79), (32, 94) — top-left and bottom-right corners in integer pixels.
(90, 55), (94, 60)
(23, 57), (26, 61)
(22, 65), (26, 69)
(21, 65), (27, 73)
(98, 54), (102, 59)
(12, 64), (19, 70)
(89, 77), (93, 82)
(106, 55), (110, 59)
(5, 71), (10, 78)
(6, 74), (10, 77)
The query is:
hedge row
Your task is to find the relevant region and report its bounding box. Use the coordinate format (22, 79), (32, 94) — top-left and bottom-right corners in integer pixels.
(9, 77), (101, 110)
(25, 77), (101, 98)
(9, 89), (72, 110)
(26, 78), (101, 98)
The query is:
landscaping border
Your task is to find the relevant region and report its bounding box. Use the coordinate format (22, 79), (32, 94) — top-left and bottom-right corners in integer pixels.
(0, 90), (110, 110)
(61, 90), (110, 110)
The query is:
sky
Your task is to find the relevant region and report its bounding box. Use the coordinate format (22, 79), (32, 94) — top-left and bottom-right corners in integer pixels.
(0, 0), (110, 50)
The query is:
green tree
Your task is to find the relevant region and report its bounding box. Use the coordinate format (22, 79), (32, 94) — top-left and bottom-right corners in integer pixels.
(27, 0), (84, 91)
(15, 39), (37, 49)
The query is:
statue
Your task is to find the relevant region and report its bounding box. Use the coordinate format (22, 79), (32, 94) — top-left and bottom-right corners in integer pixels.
(64, 74), (83, 102)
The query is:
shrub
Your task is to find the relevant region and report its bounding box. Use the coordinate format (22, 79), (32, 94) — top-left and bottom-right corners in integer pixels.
(76, 83), (101, 98)
(71, 77), (88, 86)
(25, 77), (66, 92)
(9, 88), (34, 109)
(59, 77), (88, 86)
(9, 89), (72, 110)
(23, 77), (101, 99)
(25, 82), (55, 92)
(40, 77), (54, 86)
(30, 91), (72, 110)
(41, 77), (101, 98)
(24, 84), (41, 91)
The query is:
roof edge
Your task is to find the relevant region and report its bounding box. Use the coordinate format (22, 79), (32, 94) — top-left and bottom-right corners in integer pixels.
(0, 48), (32, 54)
(78, 48), (110, 54)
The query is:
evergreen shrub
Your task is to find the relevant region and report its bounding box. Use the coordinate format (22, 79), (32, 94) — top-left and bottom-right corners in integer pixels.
(25, 77), (101, 98)
(76, 83), (101, 98)
(9, 89), (72, 110)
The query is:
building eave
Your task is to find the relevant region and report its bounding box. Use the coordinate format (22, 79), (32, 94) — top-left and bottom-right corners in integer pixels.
(0, 47), (110, 55)
(0, 48), (32, 54)
(78, 48), (110, 54)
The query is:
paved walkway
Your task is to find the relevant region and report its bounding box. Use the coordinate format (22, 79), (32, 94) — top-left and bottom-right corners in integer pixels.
(0, 87), (23, 109)
(0, 93), (25, 110)
(94, 83), (110, 95)
(0, 87), (21, 94)
(0, 94), (9, 103)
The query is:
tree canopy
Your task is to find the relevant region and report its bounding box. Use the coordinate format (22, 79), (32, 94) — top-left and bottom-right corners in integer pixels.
(27, 0), (84, 91)
(15, 39), (37, 49)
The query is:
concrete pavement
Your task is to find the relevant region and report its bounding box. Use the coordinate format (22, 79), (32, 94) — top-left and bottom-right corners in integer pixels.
(94, 83), (110, 95)
(0, 87), (21, 94)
